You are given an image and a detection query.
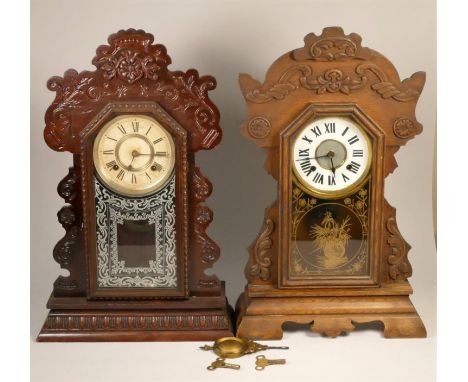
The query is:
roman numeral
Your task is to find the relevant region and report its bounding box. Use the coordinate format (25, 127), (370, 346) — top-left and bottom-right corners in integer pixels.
(106, 136), (117, 141)
(298, 148), (309, 157)
(117, 170), (125, 180)
(131, 173), (137, 184)
(154, 151), (167, 156)
(132, 121), (139, 132)
(299, 160), (314, 176)
(312, 172), (324, 184)
(347, 161), (361, 174)
(328, 175), (336, 186)
(348, 135), (359, 145)
(341, 126), (349, 136)
(145, 172), (151, 180)
(302, 135), (313, 144)
(153, 137), (163, 145)
(353, 149), (364, 157)
(310, 125), (322, 138)
(105, 160), (117, 169)
(117, 124), (126, 134)
(103, 150), (114, 155)
(342, 173), (350, 183)
(324, 122), (335, 133)
(146, 126), (152, 135)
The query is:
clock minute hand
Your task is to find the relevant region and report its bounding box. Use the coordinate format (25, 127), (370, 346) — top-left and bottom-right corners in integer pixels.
(295, 154), (329, 162)
(133, 152), (168, 157)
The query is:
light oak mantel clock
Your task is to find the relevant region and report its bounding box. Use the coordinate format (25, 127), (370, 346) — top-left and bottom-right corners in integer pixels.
(37, 29), (234, 341)
(235, 27), (426, 339)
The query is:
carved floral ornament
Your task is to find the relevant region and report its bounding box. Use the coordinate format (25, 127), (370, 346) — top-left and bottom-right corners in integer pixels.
(43, 29), (221, 153)
(242, 63), (425, 103)
(393, 117), (422, 139)
(247, 117), (271, 139)
(293, 27), (373, 62)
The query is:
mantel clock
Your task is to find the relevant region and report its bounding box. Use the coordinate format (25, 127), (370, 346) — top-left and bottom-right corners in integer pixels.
(38, 29), (234, 341)
(236, 27), (426, 339)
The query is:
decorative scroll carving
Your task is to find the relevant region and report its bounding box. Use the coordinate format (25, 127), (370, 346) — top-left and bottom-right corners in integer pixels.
(57, 166), (79, 203)
(384, 201), (413, 281)
(249, 219), (275, 281)
(190, 165), (220, 291)
(393, 117), (422, 139)
(43, 312), (229, 331)
(243, 63), (425, 103)
(247, 117), (271, 139)
(52, 167), (84, 294)
(53, 206), (79, 266)
(192, 166), (212, 201)
(293, 27), (372, 62)
(44, 29), (221, 153)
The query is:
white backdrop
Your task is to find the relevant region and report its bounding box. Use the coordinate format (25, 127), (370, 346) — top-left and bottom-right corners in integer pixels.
(31, 0), (436, 381)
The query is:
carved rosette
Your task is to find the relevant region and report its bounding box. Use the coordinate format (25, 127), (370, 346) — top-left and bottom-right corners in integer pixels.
(247, 117), (271, 139)
(44, 29), (221, 153)
(246, 216), (275, 283)
(393, 117), (422, 139)
(384, 201), (412, 281)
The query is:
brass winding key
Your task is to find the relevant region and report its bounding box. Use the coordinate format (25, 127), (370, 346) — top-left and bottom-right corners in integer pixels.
(247, 341), (289, 354)
(255, 355), (286, 371)
(207, 357), (240, 371)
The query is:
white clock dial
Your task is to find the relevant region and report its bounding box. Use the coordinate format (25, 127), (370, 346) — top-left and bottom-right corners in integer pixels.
(93, 115), (175, 197)
(292, 117), (372, 198)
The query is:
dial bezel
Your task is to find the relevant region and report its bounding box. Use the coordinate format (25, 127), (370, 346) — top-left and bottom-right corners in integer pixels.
(93, 114), (176, 197)
(291, 116), (373, 199)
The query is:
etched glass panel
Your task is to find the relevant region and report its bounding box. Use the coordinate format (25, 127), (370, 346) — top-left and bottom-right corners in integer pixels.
(289, 180), (370, 278)
(95, 173), (177, 288)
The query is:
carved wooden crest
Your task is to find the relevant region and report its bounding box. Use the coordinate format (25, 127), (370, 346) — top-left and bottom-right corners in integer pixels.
(44, 29), (221, 154)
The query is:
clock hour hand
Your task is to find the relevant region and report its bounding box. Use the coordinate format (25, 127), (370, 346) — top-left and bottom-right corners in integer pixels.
(330, 156), (336, 176)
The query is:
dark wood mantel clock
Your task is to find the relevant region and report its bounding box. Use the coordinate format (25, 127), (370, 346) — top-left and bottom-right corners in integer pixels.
(236, 27), (426, 339)
(37, 29), (234, 341)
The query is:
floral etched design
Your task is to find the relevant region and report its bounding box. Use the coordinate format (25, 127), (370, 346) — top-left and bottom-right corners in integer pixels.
(290, 186), (369, 276)
(309, 212), (351, 268)
(95, 174), (177, 288)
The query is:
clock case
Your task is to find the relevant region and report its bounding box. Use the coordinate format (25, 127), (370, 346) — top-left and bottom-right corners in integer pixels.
(38, 29), (234, 341)
(235, 27), (426, 339)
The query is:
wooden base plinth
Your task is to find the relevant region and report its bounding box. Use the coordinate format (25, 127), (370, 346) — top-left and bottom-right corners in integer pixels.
(38, 296), (234, 342)
(235, 292), (426, 339)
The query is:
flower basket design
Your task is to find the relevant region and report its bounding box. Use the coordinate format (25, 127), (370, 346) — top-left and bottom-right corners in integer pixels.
(309, 212), (351, 268)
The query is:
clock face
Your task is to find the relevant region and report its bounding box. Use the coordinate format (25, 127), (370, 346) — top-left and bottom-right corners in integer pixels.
(292, 117), (372, 198)
(93, 115), (175, 197)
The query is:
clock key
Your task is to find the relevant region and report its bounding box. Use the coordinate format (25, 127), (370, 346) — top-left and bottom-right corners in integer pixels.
(255, 355), (286, 371)
(206, 358), (240, 371)
(247, 340), (289, 353)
